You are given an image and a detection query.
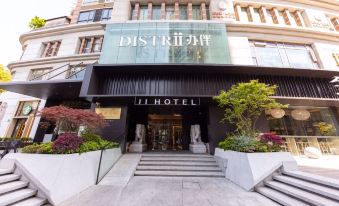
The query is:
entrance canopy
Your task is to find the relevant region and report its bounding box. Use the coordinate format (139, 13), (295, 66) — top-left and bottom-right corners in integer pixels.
(0, 79), (82, 100)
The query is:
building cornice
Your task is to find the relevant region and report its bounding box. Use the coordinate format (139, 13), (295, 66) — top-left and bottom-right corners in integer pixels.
(19, 23), (105, 45)
(8, 54), (100, 70)
(284, 0), (339, 11)
(227, 22), (339, 42)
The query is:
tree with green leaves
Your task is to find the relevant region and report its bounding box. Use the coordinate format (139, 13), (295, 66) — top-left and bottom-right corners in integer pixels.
(0, 64), (11, 93)
(214, 80), (287, 137)
(29, 16), (46, 30)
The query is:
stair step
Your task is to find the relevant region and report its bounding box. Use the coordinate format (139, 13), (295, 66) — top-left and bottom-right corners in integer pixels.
(0, 181), (28, 195)
(256, 187), (309, 206)
(137, 165), (222, 172)
(135, 170), (224, 177)
(0, 168), (14, 176)
(142, 154), (212, 158)
(0, 188), (37, 205)
(0, 174), (21, 184)
(10, 197), (47, 206)
(141, 157), (216, 162)
(283, 170), (339, 190)
(274, 175), (339, 201)
(139, 161), (218, 166)
(265, 180), (339, 206)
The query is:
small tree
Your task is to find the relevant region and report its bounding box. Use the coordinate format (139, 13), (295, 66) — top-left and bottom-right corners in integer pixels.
(214, 80), (287, 137)
(40, 106), (107, 133)
(0, 64), (11, 93)
(29, 16), (46, 30)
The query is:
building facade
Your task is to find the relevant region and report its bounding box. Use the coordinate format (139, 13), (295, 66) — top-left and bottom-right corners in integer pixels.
(0, 0), (339, 155)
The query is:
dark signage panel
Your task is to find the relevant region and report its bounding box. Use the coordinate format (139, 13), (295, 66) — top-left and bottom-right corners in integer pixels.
(134, 97), (200, 106)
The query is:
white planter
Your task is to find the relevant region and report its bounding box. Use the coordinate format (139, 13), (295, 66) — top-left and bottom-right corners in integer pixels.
(214, 148), (297, 191)
(1, 148), (121, 205)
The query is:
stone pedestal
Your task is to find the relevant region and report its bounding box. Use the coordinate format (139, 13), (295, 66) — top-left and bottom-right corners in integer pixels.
(189, 143), (207, 154)
(129, 142), (147, 153)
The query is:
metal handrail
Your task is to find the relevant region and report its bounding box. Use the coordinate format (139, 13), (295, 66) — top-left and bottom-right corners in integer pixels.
(95, 133), (125, 184)
(30, 63), (70, 81)
(47, 62), (84, 80)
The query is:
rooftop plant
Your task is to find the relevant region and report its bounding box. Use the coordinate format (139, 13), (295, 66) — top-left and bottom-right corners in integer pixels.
(29, 16), (46, 30)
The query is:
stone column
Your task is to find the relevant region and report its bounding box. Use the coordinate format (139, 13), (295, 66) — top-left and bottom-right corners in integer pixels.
(271, 7), (283, 24)
(234, 4), (242, 21)
(294, 10), (306, 27)
(160, 2), (166, 20)
(283, 10), (295, 26)
(187, 3), (193, 20)
(174, 2), (179, 20)
(247, 6), (254, 22)
(332, 17), (339, 31)
(201, 3), (207, 20)
(147, 2), (153, 20)
(132, 3), (140, 20)
(259, 6), (268, 23)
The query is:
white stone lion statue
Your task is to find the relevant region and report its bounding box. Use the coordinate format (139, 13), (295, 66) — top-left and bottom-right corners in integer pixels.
(135, 124), (146, 144)
(190, 124), (202, 144)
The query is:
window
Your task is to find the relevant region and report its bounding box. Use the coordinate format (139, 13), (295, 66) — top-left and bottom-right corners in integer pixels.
(240, 7), (249, 22)
(252, 8), (261, 23)
(41, 41), (61, 58)
(266, 107), (338, 137)
(29, 68), (51, 81)
(139, 6), (148, 20)
(250, 41), (318, 69)
(192, 6), (201, 20)
(179, 5), (187, 20)
(152, 6), (161, 20)
(78, 10), (95, 23)
(101, 9), (112, 21)
(82, 0), (98, 4)
(79, 36), (103, 54)
(67, 66), (86, 80)
(165, 6), (175, 20)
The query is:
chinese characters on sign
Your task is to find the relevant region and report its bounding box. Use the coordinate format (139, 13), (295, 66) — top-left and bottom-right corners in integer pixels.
(119, 33), (212, 47)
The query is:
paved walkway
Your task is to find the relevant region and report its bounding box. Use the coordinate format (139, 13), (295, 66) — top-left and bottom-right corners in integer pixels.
(299, 166), (339, 179)
(60, 154), (278, 206)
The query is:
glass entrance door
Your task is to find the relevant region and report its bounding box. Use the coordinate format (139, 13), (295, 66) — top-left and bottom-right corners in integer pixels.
(147, 114), (183, 151)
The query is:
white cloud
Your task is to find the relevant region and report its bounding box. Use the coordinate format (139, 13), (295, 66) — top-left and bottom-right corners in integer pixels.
(0, 0), (76, 67)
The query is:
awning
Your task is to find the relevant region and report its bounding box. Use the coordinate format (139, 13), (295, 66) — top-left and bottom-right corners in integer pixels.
(0, 79), (82, 100)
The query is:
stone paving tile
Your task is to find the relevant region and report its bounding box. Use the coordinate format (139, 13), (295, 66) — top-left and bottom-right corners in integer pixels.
(60, 176), (278, 206)
(299, 166), (339, 180)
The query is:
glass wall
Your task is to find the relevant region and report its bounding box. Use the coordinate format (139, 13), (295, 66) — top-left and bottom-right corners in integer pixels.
(100, 22), (231, 64)
(250, 41), (318, 69)
(266, 107), (339, 136)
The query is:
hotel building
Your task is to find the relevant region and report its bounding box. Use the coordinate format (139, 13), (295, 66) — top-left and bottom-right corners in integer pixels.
(0, 0), (339, 155)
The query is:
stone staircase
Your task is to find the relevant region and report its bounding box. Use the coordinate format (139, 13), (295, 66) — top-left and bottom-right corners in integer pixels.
(134, 153), (224, 177)
(256, 170), (339, 206)
(0, 167), (47, 206)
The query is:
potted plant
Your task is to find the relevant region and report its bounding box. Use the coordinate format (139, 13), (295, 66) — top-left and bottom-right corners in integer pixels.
(213, 80), (297, 191)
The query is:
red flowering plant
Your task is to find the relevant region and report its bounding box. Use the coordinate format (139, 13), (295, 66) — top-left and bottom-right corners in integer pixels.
(259, 133), (284, 152)
(39, 106), (107, 133)
(52, 133), (84, 154)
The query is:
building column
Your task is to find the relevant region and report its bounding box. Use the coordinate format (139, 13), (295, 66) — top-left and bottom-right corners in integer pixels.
(331, 17), (339, 31)
(187, 3), (193, 20)
(70, 0), (82, 24)
(132, 3), (140, 20)
(234, 4), (242, 21)
(201, 3), (207, 20)
(286, 137), (299, 155)
(147, 3), (152, 20)
(294, 10), (306, 27)
(259, 6), (269, 23)
(283, 10), (295, 26)
(271, 7), (283, 24)
(160, 2), (166, 20)
(247, 6), (254, 22)
(174, 2), (179, 20)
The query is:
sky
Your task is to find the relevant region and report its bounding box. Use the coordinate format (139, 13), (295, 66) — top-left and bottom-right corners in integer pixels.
(0, 0), (76, 67)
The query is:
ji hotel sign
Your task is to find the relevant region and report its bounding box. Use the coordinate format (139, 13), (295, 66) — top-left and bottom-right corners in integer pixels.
(134, 97), (200, 106)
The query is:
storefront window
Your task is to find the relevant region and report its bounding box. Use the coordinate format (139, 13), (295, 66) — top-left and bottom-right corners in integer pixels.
(152, 6), (161, 20)
(165, 6), (175, 20)
(192, 6), (201, 20)
(139, 6), (148, 20)
(179, 5), (187, 20)
(266, 107), (339, 137)
(250, 41), (318, 69)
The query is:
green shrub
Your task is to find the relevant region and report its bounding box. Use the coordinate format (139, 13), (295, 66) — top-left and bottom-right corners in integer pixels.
(82, 133), (102, 143)
(218, 135), (273, 153)
(81, 132), (119, 150)
(78, 141), (101, 153)
(21, 143), (52, 154)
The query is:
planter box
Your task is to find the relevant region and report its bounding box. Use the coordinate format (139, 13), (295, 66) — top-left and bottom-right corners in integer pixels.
(0, 148), (121, 205)
(214, 148), (297, 191)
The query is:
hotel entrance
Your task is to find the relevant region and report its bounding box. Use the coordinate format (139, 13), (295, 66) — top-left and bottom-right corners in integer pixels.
(147, 114), (183, 151)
